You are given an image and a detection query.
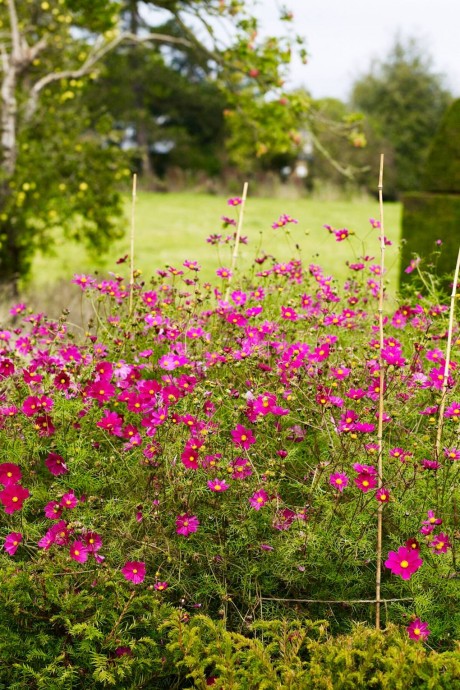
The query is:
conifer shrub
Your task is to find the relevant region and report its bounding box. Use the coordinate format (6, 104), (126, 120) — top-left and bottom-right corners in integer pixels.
(400, 99), (460, 287)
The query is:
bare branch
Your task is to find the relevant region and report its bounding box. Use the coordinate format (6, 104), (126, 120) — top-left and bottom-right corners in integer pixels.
(7, 0), (21, 60)
(25, 31), (193, 120)
(310, 131), (356, 180)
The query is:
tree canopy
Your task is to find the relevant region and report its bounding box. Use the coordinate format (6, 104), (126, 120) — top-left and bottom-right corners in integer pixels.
(0, 0), (308, 286)
(351, 37), (452, 198)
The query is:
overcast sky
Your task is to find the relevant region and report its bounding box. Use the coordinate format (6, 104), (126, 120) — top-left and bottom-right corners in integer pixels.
(258, 0), (460, 101)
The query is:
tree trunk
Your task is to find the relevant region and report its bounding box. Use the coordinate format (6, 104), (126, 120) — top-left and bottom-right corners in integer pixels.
(1, 63), (18, 177)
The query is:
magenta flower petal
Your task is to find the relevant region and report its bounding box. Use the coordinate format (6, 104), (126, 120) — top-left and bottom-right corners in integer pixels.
(122, 561), (146, 584)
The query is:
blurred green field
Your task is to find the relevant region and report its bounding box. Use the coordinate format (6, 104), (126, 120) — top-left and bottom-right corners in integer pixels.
(31, 192), (402, 291)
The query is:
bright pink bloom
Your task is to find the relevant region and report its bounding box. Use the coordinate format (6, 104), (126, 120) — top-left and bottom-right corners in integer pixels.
(45, 452), (68, 476)
(430, 532), (451, 554)
(97, 410), (124, 436)
(385, 546), (423, 580)
(249, 489), (269, 510)
(407, 618), (430, 641)
(376, 487), (390, 503)
(175, 514), (200, 537)
(216, 267), (232, 279)
(231, 424), (255, 450)
(69, 540), (89, 563)
(352, 463), (377, 475)
(207, 478), (230, 493)
(227, 197), (241, 206)
(4, 532), (22, 555)
(84, 532), (102, 553)
(273, 508), (296, 531)
(122, 561), (146, 584)
(230, 457), (252, 480)
(444, 402), (460, 420)
(154, 581), (168, 591)
(354, 473), (377, 493)
(61, 492), (78, 509)
(0, 484), (30, 513)
(329, 472), (349, 492)
(444, 447), (460, 461)
(0, 463), (21, 486)
(44, 500), (64, 520)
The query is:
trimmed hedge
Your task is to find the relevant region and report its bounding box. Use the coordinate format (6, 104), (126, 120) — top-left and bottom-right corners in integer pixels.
(422, 99), (460, 193)
(400, 192), (460, 286)
(400, 98), (460, 288)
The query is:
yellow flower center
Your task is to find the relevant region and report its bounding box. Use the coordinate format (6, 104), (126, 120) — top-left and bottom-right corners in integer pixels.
(413, 627), (421, 636)
(400, 560), (409, 568)
(336, 478), (343, 485)
(133, 568), (137, 574)
(12, 496), (18, 502)
(74, 550), (80, 556)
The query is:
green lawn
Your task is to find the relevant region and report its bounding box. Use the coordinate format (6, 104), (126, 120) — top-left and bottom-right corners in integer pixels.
(31, 192), (402, 291)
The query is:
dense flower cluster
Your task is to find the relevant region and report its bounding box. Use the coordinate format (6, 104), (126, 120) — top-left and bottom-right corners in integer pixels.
(0, 200), (457, 645)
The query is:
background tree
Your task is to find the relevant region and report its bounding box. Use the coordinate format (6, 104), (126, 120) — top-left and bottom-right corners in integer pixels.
(351, 37), (452, 199)
(0, 0), (307, 287)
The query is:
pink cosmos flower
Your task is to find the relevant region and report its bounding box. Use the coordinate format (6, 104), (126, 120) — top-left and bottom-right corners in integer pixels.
(84, 532), (102, 553)
(207, 478), (230, 493)
(97, 410), (124, 436)
(385, 546), (423, 580)
(4, 532), (22, 555)
(69, 541), (89, 563)
(227, 197), (242, 206)
(423, 510), (442, 529)
(44, 500), (64, 520)
(175, 514), (200, 537)
(407, 618), (430, 641)
(273, 508), (296, 531)
(45, 452), (68, 476)
(422, 459), (440, 471)
(444, 447), (460, 461)
(430, 532), (451, 554)
(0, 483), (30, 513)
(354, 473), (377, 493)
(60, 492), (78, 509)
(230, 457), (252, 480)
(154, 581), (168, 591)
(0, 462), (21, 486)
(216, 267), (232, 279)
(329, 472), (349, 492)
(352, 463), (377, 475)
(231, 424), (255, 450)
(376, 487), (390, 503)
(122, 561), (146, 584)
(444, 402), (460, 420)
(249, 489), (269, 510)
(404, 257), (420, 274)
(334, 228), (350, 241)
(181, 448), (200, 470)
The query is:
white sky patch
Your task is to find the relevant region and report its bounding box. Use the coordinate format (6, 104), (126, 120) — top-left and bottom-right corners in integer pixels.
(256, 0), (460, 100)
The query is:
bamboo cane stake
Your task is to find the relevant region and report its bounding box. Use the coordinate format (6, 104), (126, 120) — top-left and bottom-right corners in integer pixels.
(375, 154), (386, 630)
(129, 173), (137, 316)
(224, 181), (248, 301)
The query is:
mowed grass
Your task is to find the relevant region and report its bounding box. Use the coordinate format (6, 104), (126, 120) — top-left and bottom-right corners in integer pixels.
(31, 192), (402, 292)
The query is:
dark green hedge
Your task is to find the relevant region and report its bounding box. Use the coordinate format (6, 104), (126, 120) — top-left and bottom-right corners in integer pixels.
(400, 192), (460, 288)
(422, 99), (460, 193)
